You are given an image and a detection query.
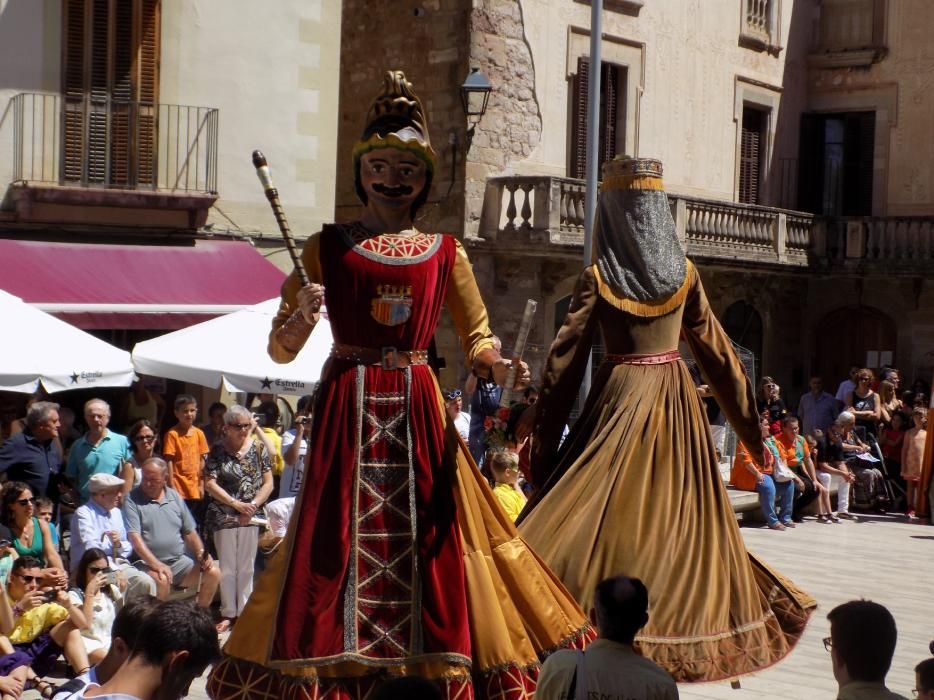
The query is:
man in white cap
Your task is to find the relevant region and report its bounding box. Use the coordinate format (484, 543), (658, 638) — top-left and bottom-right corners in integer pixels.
(71, 472), (156, 599)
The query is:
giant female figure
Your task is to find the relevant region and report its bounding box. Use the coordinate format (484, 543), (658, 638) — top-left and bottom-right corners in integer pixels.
(207, 72), (589, 700)
(517, 157), (816, 682)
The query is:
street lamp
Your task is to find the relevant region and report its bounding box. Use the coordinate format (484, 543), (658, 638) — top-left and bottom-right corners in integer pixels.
(460, 66), (492, 125)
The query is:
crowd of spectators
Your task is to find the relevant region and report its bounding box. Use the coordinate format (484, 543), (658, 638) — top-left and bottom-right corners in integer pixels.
(731, 367), (931, 528)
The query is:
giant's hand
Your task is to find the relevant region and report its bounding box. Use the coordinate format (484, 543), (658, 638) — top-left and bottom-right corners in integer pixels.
(492, 358), (531, 390)
(296, 283), (326, 324)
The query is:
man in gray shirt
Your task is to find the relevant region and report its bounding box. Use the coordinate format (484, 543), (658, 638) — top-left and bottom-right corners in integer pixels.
(123, 457), (219, 611)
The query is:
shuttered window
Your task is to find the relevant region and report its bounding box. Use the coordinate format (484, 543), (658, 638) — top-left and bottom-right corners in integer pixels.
(739, 107), (765, 204)
(62, 0), (161, 187)
(569, 57), (625, 180)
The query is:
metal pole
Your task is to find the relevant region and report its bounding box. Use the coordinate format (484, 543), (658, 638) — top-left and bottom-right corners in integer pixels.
(580, 0), (602, 403)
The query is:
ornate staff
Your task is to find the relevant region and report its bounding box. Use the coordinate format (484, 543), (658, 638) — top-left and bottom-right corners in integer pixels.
(499, 299), (538, 408)
(252, 150), (309, 287)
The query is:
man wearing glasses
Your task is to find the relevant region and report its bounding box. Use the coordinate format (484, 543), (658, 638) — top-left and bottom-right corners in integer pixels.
(70, 473), (156, 599)
(825, 600), (909, 699)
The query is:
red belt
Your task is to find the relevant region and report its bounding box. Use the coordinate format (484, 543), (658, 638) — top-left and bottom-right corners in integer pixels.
(604, 350), (681, 365)
(331, 343), (429, 370)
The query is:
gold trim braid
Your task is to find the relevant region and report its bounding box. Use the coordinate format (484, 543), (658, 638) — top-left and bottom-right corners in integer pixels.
(599, 175), (665, 192)
(594, 260), (693, 318)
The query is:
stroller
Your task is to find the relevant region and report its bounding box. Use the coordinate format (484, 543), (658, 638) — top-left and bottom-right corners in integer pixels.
(850, 426), (905, 511)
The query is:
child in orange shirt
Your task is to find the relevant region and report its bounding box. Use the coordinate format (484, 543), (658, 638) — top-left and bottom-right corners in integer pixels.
(163, 394), (210, 522)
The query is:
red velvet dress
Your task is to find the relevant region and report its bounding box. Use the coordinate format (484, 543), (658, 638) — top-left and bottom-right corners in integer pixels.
(207, 224), (590, 700)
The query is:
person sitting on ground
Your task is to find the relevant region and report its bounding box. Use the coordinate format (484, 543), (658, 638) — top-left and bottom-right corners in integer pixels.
(279, 395), (313, 499)
(826, 599), (909, 700)
(67, 548), (126, 666)
(50, 595), (160, 700)
(915, 657), (934, 700)
(804, 433), (836, 523)
(124, 420), (160, 498)
(76, 600), (221, 700)
(162, 395), (210, 527)
(488, 450), (526, 523)
(1, 482), (67, 587)
(775, 415), (824, 522)
(70, 474), (156, 601)
(444, 389), (470, 442)
(65, 400), (132, 505)
(34, 497), (59, 550)
(730, 416), (795, 530)
(902, 407), (928, 519)
(0, 555), (90, 690)
(535, 575), (678, 700)
(122, 458), (220, 609)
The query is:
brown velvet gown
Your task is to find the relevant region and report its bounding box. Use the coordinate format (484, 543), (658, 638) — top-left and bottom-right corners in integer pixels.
(518, 261), (816, 683)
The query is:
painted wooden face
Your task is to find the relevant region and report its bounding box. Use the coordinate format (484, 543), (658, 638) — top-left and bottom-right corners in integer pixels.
(359, 149), (427, 212)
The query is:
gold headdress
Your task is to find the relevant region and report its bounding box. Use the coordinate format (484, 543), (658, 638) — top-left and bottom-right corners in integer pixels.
(352, 72), (436, 214)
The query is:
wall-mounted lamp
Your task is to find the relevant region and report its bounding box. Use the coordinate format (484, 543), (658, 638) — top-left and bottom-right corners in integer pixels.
(460, 66), (492, 137)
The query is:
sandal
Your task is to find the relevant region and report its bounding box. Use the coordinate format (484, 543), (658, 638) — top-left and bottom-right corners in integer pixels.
(28, 680), (56, 699)
(215, 618), (235, 634)
(829, 514), (841, 523)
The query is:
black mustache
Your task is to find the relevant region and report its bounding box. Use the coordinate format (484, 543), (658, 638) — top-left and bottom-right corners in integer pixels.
(372, 183), (414, 198)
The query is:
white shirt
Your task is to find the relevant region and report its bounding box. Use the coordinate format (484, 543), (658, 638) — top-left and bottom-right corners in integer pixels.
(51, 667), (99, 700)
(71, 501), (133, 571)
(266, 497), (295, 538)
(279, 429), (307, 498)
(452, 412), (470, 441)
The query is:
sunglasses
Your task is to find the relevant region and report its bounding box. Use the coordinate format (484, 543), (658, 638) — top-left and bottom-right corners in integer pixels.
(15, 497), (36, 507)
(445, 390), (462, 400)
(822, 636), (833, 652)
(134, 434), (156, 442)
(88, 565), (110, 575)
(16, 574), (40, 584)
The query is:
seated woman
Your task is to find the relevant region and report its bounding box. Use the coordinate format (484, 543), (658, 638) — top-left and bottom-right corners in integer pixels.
(730, 415), (795, 530)
(0, 483), (66, 590)
(67, 547), (126, 665)
(837, 411), (888, 512)
(0, 556), (89, 696)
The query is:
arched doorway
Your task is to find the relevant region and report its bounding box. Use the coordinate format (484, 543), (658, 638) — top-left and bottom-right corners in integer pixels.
(814, 306), (897, 388)
(721, 301), (763, 378)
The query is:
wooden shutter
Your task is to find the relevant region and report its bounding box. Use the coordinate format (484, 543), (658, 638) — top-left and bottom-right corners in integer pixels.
(842, 111), (875, 216)
(62, 0), (87, 183)
(135, 0), (160, 186)
(599, 64), (619, 175)
(570, 56), (589, 179)
(739, 108), (763, 204)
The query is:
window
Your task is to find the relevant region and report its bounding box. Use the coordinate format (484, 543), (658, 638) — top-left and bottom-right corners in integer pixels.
(739, 107), (767, 205)
(798, 112), (875, 216)
(569, 57), (626, 180)
(740, 0), (781, 54)
(62, 0), (161, 187)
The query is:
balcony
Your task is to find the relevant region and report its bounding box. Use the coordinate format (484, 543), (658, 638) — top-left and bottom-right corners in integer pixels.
(819, 217), (934, 270)
(739, 0), (781, 55)
(474, 175), (813, 267)
(2, 92), (218, 230)
(809, 0), (886, 68)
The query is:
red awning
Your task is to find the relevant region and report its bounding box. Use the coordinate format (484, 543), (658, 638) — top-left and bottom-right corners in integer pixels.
(0, 238), (287, 329)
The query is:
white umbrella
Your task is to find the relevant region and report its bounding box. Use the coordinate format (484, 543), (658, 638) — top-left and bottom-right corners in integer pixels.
(131, 299), (333, 394)
(0, 289), (135, 393)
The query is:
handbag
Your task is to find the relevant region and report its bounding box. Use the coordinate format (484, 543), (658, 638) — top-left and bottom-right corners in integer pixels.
(772, 455), (796, 482)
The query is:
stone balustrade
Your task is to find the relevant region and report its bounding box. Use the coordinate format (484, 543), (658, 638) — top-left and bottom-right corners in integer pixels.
(475, 174), (934, 272)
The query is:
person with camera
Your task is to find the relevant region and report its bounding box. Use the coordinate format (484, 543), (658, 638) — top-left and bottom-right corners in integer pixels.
(71, 474), (156, 601)
(67, 547), (127, 666)
(203, 405), (273, 634)
(0, 555), (89, 692)
(279, 395), (313, 499)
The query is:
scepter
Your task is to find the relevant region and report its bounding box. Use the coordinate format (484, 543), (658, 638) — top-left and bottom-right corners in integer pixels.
(252, 150), (309, 287)
(499, 299), (538, 408)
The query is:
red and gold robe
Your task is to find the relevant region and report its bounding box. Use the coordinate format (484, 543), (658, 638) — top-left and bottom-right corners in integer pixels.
(207, 224), (590, 700)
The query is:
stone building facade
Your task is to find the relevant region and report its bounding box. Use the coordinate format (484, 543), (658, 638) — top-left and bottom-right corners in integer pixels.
(335, 0), (934, 402)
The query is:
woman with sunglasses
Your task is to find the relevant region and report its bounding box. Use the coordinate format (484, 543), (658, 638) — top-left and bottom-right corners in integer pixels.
(204, 405), (273, 634)
(67, 547), (126, 666)
(846, 368), (882, 438)
(123, 420), (159, 498)
(0, 482), (65, 587)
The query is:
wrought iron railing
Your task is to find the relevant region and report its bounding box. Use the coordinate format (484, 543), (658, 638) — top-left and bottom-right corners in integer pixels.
(9, 92), (218, 193)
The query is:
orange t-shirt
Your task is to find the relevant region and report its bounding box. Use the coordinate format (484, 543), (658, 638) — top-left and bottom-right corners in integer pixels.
(163, 426), (209, 499)
(730, 441), (773, 492)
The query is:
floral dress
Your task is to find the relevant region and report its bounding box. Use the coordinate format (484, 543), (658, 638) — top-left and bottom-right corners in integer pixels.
(203, 441), (270, 537)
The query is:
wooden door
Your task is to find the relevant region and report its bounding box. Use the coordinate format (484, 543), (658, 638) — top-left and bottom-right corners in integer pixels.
(815, 306), (896, 387)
